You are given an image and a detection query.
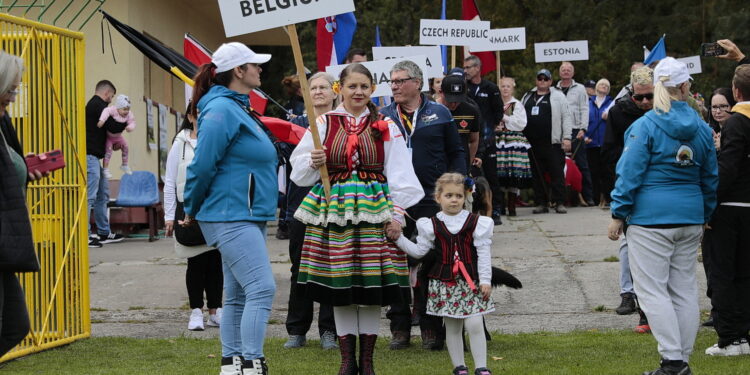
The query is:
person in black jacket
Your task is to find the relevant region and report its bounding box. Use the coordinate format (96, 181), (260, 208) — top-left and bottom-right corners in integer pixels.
(0, 51), (45, 358)
(85, 80), (124, 247)
(702, 64), (750, 356)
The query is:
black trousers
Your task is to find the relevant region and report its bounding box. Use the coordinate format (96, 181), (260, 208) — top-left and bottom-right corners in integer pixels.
(482, 150), (504, 214)
(528, 140), (566, 205)
(586, 147), (605, 205)
(0, 272), (30, 357)
(702, 205), (750, 346)
(285, 219), (335, 336)
(186, 249), (223, 309)
(387, 203), (441, 334)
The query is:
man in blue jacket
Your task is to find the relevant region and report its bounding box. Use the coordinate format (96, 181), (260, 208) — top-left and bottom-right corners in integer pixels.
(381, 60), (466, 351)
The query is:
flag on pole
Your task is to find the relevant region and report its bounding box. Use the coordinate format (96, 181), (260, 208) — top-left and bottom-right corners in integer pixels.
(316, 12), (357, 72)
(644, 35), (666, 65)
(440, 0), (448, 74)
(462, 0), (496, 76)
(375, 25), (382, 47)
(183, 33), (268, 114)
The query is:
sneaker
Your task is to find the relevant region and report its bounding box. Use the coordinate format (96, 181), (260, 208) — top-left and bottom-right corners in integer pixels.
(283, 334), (306, 349)
(88, 236), (103, 248)
(634, 323), (652, 334)
(532, 205), (549, 214)
(320, 331), (338, 350)
(555, 204), (568, 214)
(616, 293), (636, 315)
(98, 232), (125, 244)
(188, 308), (204, 331)
(102, 167), (112, 179)
(474, 368), (492, 375)
(207, 308), (222, 327)
(705, 338), (750, 356)
(220, 356), (243, 375)
(643, 362), (692, 375)
(120, 165), (133, 175)
(452, 365), (470, 375)
(389, 330), (410, 350)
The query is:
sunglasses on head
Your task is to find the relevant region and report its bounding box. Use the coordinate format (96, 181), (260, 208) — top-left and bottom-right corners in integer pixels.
(537, 76), (550, 81)
(632, 93), (654, 102)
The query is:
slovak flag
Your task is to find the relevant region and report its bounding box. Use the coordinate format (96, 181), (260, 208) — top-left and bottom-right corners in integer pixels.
(316, 12), (357, 72)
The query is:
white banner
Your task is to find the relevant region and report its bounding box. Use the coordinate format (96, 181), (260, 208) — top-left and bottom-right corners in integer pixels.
(325, 56), (430, 98)
(217, 0), (355, 37)
(372, 46), (443, 78)
(677, 55), (702, 75)
(469, 27), (526, 52)
(419, 19), (490, 46)
(534, 40), (589, 63)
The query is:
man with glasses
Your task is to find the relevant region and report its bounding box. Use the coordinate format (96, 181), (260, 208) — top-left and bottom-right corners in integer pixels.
(602, 66), (654, 333)
(521, 69), (572, 214)
(463, 56), (504, 224)
(381, 60), (466, 351)
(556, 62), (594, 206)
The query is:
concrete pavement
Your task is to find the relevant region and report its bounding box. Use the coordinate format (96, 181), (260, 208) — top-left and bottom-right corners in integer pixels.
(88, 206), (710, 339)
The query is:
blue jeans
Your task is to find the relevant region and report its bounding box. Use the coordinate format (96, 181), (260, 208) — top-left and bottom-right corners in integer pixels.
(199, 221), (276, 360)
(86, 155), (110, 236)
(619, 236), (634, 295)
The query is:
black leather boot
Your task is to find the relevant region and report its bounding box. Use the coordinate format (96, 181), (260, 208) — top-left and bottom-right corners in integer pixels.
(337, 334), (358, 375)
(359, 334), (378, 375)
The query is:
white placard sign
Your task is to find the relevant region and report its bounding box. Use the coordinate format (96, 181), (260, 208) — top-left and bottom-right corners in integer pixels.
(469, 27), (526, 52)
(372, 46), (444, 79)
(217, 0), (355, 37)
(419, 19), (490, 46)
(677, 56), (702, 75)
(325, 56), (430, 98)
(534, 40), (589, 63)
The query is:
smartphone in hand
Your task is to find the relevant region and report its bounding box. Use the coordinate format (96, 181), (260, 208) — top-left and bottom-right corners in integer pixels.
(25, 149), (66, 174)
(701, 42), (727, 57)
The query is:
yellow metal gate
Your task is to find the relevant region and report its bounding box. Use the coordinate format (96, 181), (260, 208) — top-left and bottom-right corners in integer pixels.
(0, 13), (89, 361)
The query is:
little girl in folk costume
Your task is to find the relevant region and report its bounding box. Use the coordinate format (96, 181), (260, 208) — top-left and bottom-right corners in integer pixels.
(290, 63), (423, 375)
(97, 94), (136, 178)
(391, 172), (495, 375)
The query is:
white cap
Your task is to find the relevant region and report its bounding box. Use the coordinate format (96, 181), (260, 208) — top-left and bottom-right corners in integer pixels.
(653, 57), (692, 87)
(114, 94), (131, 109)
(212, 42), (271, 73)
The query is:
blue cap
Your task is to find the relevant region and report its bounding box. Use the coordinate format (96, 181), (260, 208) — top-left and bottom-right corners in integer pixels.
(536, 69), (552, 79)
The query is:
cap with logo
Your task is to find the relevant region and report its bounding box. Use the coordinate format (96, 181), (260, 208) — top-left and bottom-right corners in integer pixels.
(212, 42), (271, 73)
(536, 69), (552, 79)
(441, 74), (467, 103)
(653, 57), (692, 87)
(584, 79), (596, 88)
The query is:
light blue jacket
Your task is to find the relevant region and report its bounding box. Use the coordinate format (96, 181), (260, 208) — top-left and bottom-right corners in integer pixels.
(611, 101), (718, 225)
(184, 85), (278, 222)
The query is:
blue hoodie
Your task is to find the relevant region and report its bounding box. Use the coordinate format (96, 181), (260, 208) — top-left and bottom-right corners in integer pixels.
(184, 85), (278, 222)
(611, 101), (718, 225)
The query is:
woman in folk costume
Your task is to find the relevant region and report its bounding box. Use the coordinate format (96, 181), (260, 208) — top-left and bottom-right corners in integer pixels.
(290, 63), (423, 375)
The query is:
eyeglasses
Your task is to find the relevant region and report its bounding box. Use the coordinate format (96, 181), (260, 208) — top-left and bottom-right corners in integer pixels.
(390, 77), (415, 87)
(710, 104), (730, 112)
(462, 64), (477, 70)
(536, 76), (550, 82)
(632, 93), (654, 102)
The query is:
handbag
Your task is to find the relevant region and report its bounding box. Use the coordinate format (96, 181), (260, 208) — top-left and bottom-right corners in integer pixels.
(173, 200), (207, 246)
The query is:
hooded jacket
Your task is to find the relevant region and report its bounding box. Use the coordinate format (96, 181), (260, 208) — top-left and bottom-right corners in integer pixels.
(555, 79), (589, 131)
(184, 85), (278, 222)
(611, 101), (718, 225)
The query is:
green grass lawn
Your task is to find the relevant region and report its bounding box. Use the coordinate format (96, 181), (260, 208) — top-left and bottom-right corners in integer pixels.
(2, 329), (749, 374)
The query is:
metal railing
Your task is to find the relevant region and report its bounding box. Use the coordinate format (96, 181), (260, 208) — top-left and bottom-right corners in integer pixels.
(0, 11), (89, 362)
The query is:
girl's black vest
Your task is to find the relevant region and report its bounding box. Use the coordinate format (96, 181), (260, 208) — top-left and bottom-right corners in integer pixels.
(426, 213), (480, 282)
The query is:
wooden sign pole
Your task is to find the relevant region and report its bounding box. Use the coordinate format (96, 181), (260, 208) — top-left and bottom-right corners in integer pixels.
(496, 51), (503, 84)
(451, 45), (456, 69)
(286, 24), (331, 198)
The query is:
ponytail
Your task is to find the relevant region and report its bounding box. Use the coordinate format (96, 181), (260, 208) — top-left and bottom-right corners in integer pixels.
(653, 76), (685, 114)
(191, 63), (216, 110)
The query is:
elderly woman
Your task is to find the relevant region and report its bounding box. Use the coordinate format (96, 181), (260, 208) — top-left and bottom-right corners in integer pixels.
(495, 77), (529, 216)
(0, 51), (44, 357)
(183, 42), (276, 375)
(586, 79), (613, 207)
(283, 72), (339, 350)
(608, 57), (718, 375)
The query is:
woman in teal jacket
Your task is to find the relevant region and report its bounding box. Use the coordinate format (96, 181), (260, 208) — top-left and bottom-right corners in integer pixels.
(608, 57), (718, 375)
(183, 42), (275, 375)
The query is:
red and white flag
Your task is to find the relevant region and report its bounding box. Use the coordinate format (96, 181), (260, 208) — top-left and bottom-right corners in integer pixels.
(462, 0), (496, 76)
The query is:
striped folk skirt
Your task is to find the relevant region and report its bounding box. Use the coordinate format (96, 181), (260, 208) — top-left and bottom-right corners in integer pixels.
(496, 130), (533, 189)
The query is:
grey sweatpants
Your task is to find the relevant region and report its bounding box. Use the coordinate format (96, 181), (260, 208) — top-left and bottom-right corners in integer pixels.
(627, 224), (703, 362)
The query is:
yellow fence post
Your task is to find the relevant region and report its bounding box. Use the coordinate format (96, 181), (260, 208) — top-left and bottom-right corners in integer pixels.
(0, 12), (89, 362)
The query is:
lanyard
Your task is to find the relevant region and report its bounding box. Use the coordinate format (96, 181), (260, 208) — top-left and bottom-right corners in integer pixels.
(533, 93), (546, 107)
(396, 105), (418, 149)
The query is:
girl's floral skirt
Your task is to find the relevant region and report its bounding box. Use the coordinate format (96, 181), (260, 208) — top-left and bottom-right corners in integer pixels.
(426, 277), (495, 319)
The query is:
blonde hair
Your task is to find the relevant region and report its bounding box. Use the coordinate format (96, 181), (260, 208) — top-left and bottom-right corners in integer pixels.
(595, 78), (610, 94)
(653, 76), (689, 114)
(500, 76), (516, 88)
(434, 172), (466, 200)
(0, 51), (24, 96)
(630, 66), (653, 86)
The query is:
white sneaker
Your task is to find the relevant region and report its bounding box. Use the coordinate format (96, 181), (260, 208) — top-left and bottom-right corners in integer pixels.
(219, 356), (242, 375)
(188, 308), (204, 331)
(705, 339), (750, 356)
(207, 307), (222, 327)
(102, 168), (112, 179)
(120, 165), (133, 175)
